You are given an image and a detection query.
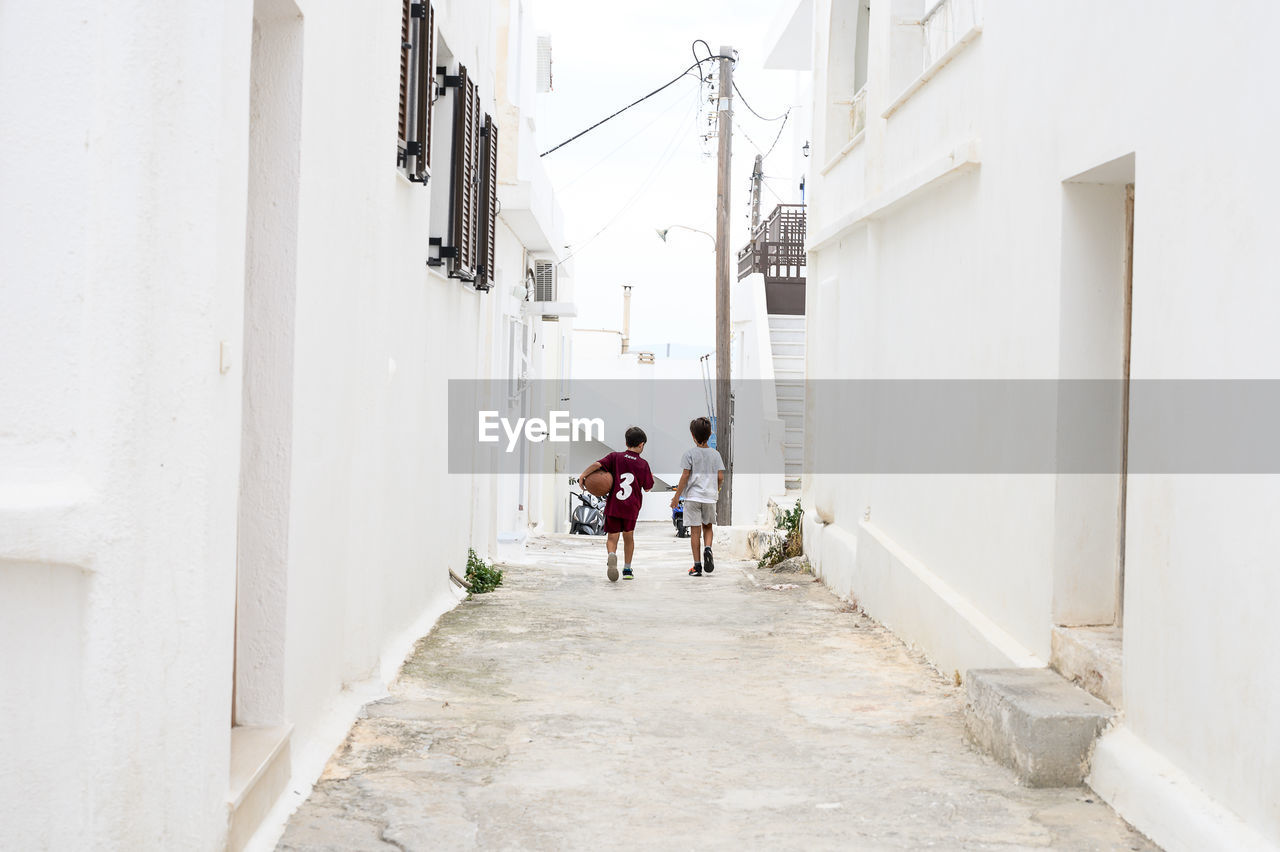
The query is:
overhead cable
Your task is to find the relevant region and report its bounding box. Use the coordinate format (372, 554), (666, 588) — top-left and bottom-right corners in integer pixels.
(540, 54), (732, 158)
(732, 80), (789, 122)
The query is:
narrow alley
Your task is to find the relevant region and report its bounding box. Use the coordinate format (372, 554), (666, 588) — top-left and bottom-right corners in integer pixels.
(277, 524), (1153, 851)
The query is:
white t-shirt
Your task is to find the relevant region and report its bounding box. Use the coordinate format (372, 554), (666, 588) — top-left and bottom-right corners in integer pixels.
(680, 446), (725, 503)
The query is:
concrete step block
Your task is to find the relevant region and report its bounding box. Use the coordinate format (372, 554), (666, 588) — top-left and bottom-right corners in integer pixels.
(964, 668), (1115, 787)
(1051, 625), (1123, 709)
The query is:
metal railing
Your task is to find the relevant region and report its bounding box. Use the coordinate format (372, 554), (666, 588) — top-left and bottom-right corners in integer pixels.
(922, 0), (982, 68)
(850, 85), (868, 138)
(737, 204), (806, 283)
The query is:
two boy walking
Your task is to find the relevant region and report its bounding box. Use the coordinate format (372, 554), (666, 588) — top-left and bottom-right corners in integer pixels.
(578, 417), (725, 582)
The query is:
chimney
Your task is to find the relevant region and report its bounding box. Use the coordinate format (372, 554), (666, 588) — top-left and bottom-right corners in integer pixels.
(621, 285), (632, 354)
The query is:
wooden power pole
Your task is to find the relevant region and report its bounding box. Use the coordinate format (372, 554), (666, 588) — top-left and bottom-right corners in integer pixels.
(715, 45), (734, 524)
(750, 153), (763, 232)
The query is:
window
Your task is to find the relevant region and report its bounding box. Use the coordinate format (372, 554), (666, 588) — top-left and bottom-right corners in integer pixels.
(853, 0), (870, 93)
(429, 63), (499, 289)
(447, 65), (480, 280)
(477, 115), (500, 291)
(397, 1), (435, 182)
(824, 0), (872, 157)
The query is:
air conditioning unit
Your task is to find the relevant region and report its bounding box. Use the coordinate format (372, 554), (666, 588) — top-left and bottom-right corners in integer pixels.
(523, 258), (575, 320)
(533, 260), (556, 302)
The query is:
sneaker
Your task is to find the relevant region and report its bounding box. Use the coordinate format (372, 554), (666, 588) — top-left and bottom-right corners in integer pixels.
(688, 565), (703, 577)
(622, 567), (634, 580)
(607, 552), (619, 582)
(703, 547), (715, 573)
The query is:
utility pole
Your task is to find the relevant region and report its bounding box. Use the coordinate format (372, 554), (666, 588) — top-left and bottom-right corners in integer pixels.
(714, 45), (734, 525)
(750, 153), (763, 232)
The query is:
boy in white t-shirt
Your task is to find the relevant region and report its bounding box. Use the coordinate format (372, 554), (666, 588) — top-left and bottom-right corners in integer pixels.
(669, 417), (726, 577)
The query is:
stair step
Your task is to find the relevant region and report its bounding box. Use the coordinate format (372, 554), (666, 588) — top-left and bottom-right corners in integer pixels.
(964, 668), (1115, 787)
(1050, 626), (1123, 709)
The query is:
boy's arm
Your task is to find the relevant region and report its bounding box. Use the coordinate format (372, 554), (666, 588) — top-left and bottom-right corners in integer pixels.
(669, 469), (690, 507)
(578, 460), (603, 484)
(717, 470), (725, 490)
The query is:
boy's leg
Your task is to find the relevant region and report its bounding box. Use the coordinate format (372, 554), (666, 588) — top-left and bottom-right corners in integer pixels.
(689, 524), (702, 564)
(606, 531), (620, 581)
(702, 523), (715, 573)
(621, 527), (637, 579)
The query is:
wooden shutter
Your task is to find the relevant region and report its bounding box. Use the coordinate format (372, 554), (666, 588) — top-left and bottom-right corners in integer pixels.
(413, 2), (435, 179)
(449, 66), (480, 280)
(398, 1), (412, 156)
(398, 3), (434, 180)
(477, 114), (499, 290)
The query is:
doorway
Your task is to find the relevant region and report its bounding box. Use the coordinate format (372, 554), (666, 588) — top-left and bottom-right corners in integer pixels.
(234, 0), (302, 733)
(1050, 154), (1135, 706)
(228, 3), (303, 847)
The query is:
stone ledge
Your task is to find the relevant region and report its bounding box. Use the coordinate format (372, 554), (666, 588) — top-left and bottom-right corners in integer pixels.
(228, 724), (292, 851)
(964, 668), (1115, 787)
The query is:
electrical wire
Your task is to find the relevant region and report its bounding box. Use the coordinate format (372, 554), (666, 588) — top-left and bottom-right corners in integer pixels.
(735, 108), (791, 163)
(540, 54), (731, 158)
(552, 82), (694, 194)
(732, 80), (788, 122)
(556, 85), (701, 266)
(690, 39), (715, 84)
(759, 110), (791, 159)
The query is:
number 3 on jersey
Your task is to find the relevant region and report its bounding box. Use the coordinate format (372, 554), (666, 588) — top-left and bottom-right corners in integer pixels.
(615, 472), (635, 501)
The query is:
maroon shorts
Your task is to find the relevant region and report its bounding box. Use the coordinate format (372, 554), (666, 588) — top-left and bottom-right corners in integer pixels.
(604, 515), (637, 534)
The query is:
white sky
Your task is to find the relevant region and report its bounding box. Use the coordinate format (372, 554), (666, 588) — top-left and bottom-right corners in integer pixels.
(534, 0), (803, 351)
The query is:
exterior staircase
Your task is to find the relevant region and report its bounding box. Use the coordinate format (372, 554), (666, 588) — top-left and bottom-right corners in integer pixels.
(768, 314), (805, 490)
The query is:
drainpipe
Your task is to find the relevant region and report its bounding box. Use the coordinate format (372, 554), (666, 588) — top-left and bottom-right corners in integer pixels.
(621, 285), (632, 354)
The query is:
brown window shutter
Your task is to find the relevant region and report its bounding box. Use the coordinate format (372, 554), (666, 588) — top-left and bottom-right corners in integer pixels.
(450, 68), (480, 280)
(398, 1), (412, 153)
(468, 85), (482, 273)
(414, 2), (435, 178)
(477, 114), (499, 290)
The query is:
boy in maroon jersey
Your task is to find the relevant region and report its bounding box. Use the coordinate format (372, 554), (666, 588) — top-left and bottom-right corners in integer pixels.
(578, 426), (654, 581)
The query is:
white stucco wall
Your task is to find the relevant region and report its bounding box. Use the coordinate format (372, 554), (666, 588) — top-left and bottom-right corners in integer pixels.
(1, 0), (570, 848)
(1, 1), (253, 847)
(802, 0), (1280, 847)
(729, 272), (787, 524)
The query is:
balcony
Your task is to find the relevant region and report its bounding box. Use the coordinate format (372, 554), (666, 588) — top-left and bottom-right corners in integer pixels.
(737, 203), (806, 315)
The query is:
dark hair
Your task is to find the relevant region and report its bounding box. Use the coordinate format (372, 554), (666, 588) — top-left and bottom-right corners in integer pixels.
(625, 426), (647, 447)
(690, 417), (712, 444)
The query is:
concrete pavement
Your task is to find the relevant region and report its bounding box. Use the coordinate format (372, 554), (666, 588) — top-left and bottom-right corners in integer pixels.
(277, 522), (1156, 851)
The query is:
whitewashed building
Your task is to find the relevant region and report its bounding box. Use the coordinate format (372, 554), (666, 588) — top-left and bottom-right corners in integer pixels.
(0, 0), (568, 849)
(769, 0), (1280, 848)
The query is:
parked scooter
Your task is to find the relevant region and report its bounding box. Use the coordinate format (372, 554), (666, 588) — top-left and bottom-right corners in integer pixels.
(672, 496), (689, 538)
(569, 486), (606, 536)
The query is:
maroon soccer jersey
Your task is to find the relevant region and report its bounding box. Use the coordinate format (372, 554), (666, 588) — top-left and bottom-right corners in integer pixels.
(596, 451), (653, 520)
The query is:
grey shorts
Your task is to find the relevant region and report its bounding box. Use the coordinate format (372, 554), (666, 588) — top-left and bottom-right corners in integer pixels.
(683, 500), (717, 527)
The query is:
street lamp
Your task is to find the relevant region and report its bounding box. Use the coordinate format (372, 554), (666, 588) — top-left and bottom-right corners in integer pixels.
(655, 225), (716, 246)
